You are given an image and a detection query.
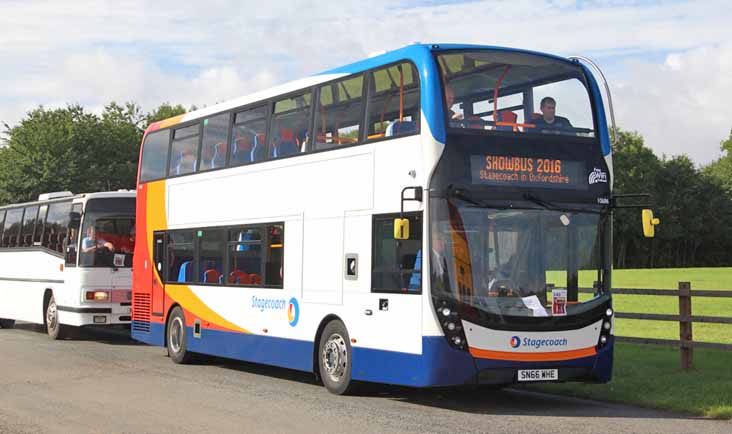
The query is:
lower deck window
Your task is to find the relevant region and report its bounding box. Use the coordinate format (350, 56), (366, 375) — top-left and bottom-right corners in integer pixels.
(372, 213), (422, 293)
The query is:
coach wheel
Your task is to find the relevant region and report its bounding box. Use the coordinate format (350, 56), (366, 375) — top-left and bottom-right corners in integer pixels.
(0, 318), (15, 329)
(45, 294), (67, 340)
(318, 319), (355, 395)
(167, 306), (193, 364)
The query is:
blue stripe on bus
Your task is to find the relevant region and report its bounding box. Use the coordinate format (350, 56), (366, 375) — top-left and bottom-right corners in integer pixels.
(581, 63), (612, 157)
(132, 321), (612, 386)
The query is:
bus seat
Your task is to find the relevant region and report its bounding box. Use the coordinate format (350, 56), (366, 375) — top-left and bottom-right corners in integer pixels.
(249, 273), (262, 285)
(385, 120), (417, 137)
(178, 261), (193, 282)
(274, 129), (298, 157)
(228, 270), (249, 284)
(175, 149), (196, 175)
(496, 111), (518, 131)
(211, 142), (226, 168)
(202, 268), (220, 283)
(250, 134), (266, 162)
(467, 115), (484, 129)
(407, 250), (422, 291)
(530, 113), (541, 120)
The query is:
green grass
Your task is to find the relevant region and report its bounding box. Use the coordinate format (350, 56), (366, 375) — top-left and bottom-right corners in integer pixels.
(548, 267), (732, 344)
(526, 342), (732, 419)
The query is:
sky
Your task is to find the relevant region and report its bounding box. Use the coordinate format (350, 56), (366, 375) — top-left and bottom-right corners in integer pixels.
(0, 0), (730, 164)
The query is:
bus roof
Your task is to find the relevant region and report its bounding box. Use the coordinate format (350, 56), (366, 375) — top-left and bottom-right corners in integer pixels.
(145, 43), (577, 134)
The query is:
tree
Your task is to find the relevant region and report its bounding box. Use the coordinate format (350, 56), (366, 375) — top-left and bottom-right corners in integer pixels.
(703, 128), (732, 194)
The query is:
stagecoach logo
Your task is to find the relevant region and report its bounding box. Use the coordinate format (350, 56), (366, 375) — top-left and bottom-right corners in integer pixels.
(250, 295), (300, 327)
(287, 297), (300, 327)
(510, 336), (521, 348)
(588, 168), (608, 185)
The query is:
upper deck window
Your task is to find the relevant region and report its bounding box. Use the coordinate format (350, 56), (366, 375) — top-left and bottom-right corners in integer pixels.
(366, 62), (420, 140)
(437, 51), (595, 138)
(140, 130), (171, 183)
(269, 92), (312, 159)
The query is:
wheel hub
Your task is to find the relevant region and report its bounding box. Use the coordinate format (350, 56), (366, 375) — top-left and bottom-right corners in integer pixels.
(47, 300), (57, 330)
(322, 333), (347, 382)
(169, 317), (183, 354)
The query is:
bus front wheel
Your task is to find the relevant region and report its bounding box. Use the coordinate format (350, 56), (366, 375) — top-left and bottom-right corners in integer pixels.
(167, 307), (193, 364)
(45, 294), (68, 340)
(318, 319), (355, 395)
(0, 318), (15, 329)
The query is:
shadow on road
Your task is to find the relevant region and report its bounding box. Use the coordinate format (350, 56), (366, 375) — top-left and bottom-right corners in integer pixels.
(198, 353), (701, 421)
(12, 321), (141, 346)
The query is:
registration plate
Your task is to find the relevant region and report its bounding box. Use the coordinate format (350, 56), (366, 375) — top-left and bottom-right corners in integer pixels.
(517, 369), (559, 382)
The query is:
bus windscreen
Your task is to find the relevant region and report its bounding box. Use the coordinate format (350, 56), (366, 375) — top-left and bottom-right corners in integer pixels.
(79, 198), (136, 268)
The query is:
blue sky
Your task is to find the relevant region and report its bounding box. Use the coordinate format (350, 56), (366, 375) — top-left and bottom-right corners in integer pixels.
(0, 0), (730, 163)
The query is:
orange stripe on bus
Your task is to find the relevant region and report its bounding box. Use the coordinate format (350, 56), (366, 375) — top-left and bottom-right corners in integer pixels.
(469, 346), (597, 362)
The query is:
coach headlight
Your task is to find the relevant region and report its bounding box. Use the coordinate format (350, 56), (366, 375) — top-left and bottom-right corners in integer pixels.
(84, 290), (110, 302)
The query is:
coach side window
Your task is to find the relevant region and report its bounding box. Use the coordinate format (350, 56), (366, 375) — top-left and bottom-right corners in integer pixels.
(313, 74), (365, 150)
(2, 208), (23, 248)
(270, 93), (312, 159)
(200, 114), (230, 172)
(167, 231), (195, 283)
(33, 205), (48, 245)
(366, 62), (420, 140)
(44, 201), (72, 253)
(19, 206), (38, 248)
(139, 130), (171, 183)
(169, 124), (200, 177)
(231, 105), (268, 167)
(372, 213), (422, 293)
(0, 210), (5, 247)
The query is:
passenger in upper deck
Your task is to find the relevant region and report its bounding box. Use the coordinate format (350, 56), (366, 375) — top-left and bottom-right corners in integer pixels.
(445, 85), (464, 122)
(532, 97), (574, 133)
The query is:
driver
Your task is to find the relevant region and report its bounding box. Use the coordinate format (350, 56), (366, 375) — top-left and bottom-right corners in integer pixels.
(81, 226), (115, 253)
(532, 97), (573, 133)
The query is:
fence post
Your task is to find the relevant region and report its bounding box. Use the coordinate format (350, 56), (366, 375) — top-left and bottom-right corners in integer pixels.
(678, 281), (693, 370)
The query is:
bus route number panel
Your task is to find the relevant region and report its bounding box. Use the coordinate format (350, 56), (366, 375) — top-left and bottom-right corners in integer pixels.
(470, 155), (588, 191)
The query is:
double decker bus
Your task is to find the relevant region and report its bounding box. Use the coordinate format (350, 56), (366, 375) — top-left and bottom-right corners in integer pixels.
(132, 43), (657, 394)
(0, 191), (136, 339)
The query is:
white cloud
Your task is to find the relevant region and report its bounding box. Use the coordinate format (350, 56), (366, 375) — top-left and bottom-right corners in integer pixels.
(1, 0), (731, 163)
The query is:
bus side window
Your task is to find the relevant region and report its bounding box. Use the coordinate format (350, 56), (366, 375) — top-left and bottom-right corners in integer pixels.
(166, 231), (195, 283)
(196, 228), (225, 284)
(269, 92), (312, 158)
(200, 113), (229, 172)
(228, 227), (262, 286)
(366, 62), (420, 140)
(230, 105), (268, 167)
(139, 129), (171, 183)
(169, 124), (201, 177)
(371, 213), (422, 293)
(313, 74), (364, 150)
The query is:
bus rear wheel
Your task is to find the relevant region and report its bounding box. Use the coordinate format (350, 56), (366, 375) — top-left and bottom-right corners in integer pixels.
(0, 319), (15, 329)
(318, 319), (355, 395)
(167, 306), (193, 364)
(45, 294), (68, 340)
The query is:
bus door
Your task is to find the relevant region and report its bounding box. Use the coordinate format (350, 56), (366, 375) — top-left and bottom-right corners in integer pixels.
(152, 232), (166, 315)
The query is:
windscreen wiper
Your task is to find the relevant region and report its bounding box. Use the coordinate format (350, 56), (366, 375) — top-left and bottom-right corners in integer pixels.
(523, 192), (604, 214)
(449, 188), (511, 209)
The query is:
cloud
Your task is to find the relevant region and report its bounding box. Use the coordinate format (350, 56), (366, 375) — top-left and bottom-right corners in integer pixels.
(1, 0), (731, 163)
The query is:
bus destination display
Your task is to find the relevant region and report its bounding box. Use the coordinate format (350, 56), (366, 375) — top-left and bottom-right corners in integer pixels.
(470, 155), (587, 190)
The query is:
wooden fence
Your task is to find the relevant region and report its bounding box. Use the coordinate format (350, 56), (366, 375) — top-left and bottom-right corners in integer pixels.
(580, 281), (732, 370)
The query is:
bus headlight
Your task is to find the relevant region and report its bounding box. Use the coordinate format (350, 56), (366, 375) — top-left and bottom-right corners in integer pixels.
(606, 308), (613, 317)
(441, 307), (451, 317)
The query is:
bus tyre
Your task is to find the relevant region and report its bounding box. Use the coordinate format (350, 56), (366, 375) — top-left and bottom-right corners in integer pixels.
(318, 320), (355, 395)
(167, 307), (193, 364)
(0, 319), (15, 329)
(45, 294), (68, 340)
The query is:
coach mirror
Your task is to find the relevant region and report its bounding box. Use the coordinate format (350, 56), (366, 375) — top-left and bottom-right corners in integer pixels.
(394, 218), (410, 240)
(642, 209), (660, 238)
